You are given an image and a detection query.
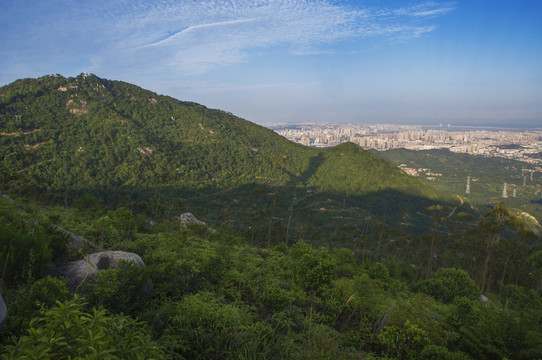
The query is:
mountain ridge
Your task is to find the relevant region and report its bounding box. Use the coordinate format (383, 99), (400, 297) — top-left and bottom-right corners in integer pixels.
(0, 73), (458, 238)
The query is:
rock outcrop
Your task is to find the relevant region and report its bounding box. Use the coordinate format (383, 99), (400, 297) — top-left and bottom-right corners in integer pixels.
(53, 251), (145, 292)
(51, 224), (99, 253)
(178, 212), (216, 233)
(0, 191), (14, 203)
(179, 212), (206, 227)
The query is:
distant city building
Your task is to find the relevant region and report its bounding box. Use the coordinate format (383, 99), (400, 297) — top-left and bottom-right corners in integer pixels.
(272, 124), (542, 165)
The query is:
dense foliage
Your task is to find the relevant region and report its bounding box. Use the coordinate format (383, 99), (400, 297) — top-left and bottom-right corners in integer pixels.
(0, 195), (541, 359)
(374, 148), (542, 224)
(2, 296), (164, 359)
(0, 74), (541, 359)
(0, 74), (456, 236)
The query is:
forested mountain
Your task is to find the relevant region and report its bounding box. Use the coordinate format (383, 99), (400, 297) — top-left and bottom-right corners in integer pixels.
(0, 73), (456, 238)
(1, 74), (542, 360)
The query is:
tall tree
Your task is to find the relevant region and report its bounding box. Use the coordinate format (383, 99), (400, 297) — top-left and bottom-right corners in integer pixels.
(479, 201), (510, 292)
(425, 204), (444, 279)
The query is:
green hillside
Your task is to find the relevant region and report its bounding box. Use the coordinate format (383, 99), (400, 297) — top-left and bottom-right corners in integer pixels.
(1, 194), (542, 360)
(373, 148), (542, 228)
(0, 74), (456, 237)
(1, 75), (542, 360)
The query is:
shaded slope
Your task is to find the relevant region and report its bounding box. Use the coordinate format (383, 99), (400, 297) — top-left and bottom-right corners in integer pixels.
(310, 142), (446, 199)
(373, 148), (541, 222)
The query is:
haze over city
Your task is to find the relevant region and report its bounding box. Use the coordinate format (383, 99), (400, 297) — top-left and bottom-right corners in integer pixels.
(1, 0), (541, 126)
(273, 123), (542, 162)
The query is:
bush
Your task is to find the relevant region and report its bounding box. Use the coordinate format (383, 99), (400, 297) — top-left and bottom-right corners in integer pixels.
(378, 320), (430, 360)
(260, 286), (294, 310)
(419, 345), (471, 360)
(1, 276), (71, 339)
(367, 262), (391, 287)
(0, 220), (67, 287)
(85, 259), (151, 314)
(1, 296), (164, 359)
(414, 268), (479, 303)
(291, 242), (337, 291)
(161, 291), (257, 359)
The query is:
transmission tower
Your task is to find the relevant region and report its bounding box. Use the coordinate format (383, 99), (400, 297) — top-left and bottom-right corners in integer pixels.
(465, 176), (471, 194)
(502, 183), (508, 198)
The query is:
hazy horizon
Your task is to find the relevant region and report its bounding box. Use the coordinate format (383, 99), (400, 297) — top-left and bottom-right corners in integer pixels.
(1, 1), (541, 127)
(263, 120), (542, 130)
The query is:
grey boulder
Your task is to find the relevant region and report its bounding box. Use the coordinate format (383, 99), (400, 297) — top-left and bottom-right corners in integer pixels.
(179, 212), (206, 226)
(54, 251), (145, 291)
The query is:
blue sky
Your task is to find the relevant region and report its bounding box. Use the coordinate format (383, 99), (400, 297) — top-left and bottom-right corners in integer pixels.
(1, 0), (541, 126)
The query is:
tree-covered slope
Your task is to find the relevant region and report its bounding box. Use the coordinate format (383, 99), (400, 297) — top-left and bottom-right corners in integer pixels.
(1, 194), (542, 360)
(1, 75), (541, 360)
(0, 74), (307, 190)
(0, 74), (456, 235)
(373, 148), (542, 225)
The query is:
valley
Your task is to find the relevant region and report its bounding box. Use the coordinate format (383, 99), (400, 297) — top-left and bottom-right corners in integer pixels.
(374, 148), (542, 231)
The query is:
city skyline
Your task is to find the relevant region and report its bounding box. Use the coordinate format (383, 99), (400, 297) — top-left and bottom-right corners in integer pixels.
(273, 123), (542, 164)
(1, 1), (541, 126)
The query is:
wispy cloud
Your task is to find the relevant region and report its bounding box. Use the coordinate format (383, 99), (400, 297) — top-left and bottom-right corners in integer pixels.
(147, 18), (259, 47)
(414, 7), (455, 17)
(7, 0), (455, 77)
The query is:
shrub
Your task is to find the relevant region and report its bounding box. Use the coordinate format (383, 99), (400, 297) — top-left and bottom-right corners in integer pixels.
(1, 296), (164, 359)
(161, 291), (256, 359)
(0, 220), (67, 287)
(260, 286), (294, 310)
(291, 242), (337, 291)
(419, 345), (471, 360)
(378, 320), (430, 360)
(1, 276), (71, 339)
(415, 268), (479, 303)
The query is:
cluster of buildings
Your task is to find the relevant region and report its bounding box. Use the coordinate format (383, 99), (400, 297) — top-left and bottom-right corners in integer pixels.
(272, 123), (542, 164)
(398, 166), (442, 180)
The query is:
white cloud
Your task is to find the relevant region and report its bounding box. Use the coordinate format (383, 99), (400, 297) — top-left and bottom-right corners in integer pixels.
(69, 0), (457, 76)
(147, 18), (259, 47)
(414, 7), (455, 17)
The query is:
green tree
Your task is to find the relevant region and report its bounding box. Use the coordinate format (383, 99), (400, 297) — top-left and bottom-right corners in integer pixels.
(1, 296), (164, 359)
(478, 202), (509, 292)
(527, 250), (542, 294)
(378, 320), (430, 360)
(425, 204), (444, 279)
(291, 242), (337, 291)
(415, 268), (479, 303)
(0, 276), (71, 339)
(371, 222), (388, 262)
(0, 221), (66, 287)
(419, 345), (470, 360)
